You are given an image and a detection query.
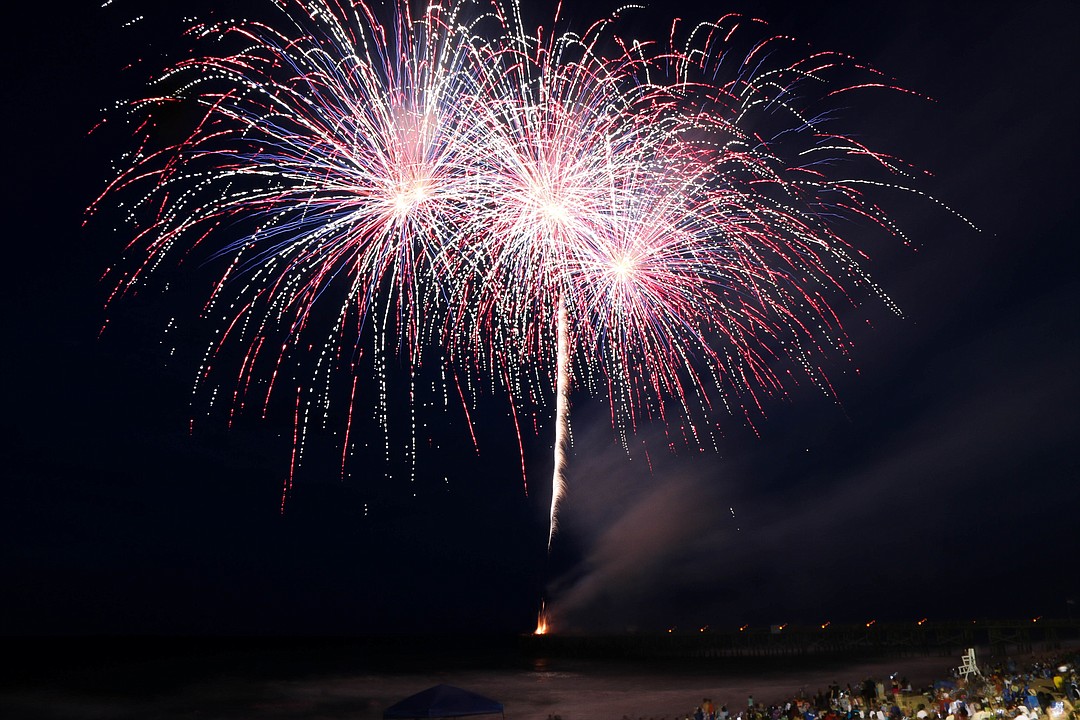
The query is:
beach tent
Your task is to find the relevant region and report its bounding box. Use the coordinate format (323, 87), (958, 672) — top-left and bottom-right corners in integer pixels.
(383, 684), (505, 719)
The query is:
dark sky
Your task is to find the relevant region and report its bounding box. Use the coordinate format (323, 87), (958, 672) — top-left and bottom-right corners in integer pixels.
(5, 0), (1078, 636)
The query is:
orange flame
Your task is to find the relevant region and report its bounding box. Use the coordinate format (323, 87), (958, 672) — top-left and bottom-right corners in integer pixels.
(534, 602), (549, 635)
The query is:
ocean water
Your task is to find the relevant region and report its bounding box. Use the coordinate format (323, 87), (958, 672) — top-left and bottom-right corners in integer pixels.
(2, 638), (966, 720)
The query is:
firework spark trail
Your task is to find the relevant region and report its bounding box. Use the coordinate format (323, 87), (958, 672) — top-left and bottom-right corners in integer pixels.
(548, 297), (570, 551)
(92, 1), (961, 565)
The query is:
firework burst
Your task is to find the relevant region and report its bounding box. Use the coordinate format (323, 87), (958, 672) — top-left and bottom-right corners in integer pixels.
(91, 0), (495, 502)
(92, 1), (958, 547)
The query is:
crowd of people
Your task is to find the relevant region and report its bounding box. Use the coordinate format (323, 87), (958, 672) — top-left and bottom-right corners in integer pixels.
(670, 650), (1080, 720)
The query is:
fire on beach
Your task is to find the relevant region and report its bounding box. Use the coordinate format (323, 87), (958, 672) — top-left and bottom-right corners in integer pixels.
(534, 601), (549, 635)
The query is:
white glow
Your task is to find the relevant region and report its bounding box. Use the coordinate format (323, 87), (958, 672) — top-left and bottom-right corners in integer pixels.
(391, 179), (430, 216)
(611, 255), (634, 279)
(541, 201), (569, 223)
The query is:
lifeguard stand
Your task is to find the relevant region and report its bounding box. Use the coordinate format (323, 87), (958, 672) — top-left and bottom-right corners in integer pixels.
(957, 647), (981, 679)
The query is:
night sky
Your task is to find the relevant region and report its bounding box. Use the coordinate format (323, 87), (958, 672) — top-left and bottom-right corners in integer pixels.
(5, 0), (1078, 637)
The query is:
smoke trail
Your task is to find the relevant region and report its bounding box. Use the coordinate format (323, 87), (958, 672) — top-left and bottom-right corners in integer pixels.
(548, 298), (570, 551)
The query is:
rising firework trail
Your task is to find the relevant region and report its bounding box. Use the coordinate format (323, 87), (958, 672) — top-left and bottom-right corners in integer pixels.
(549, 297), (570, 551)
